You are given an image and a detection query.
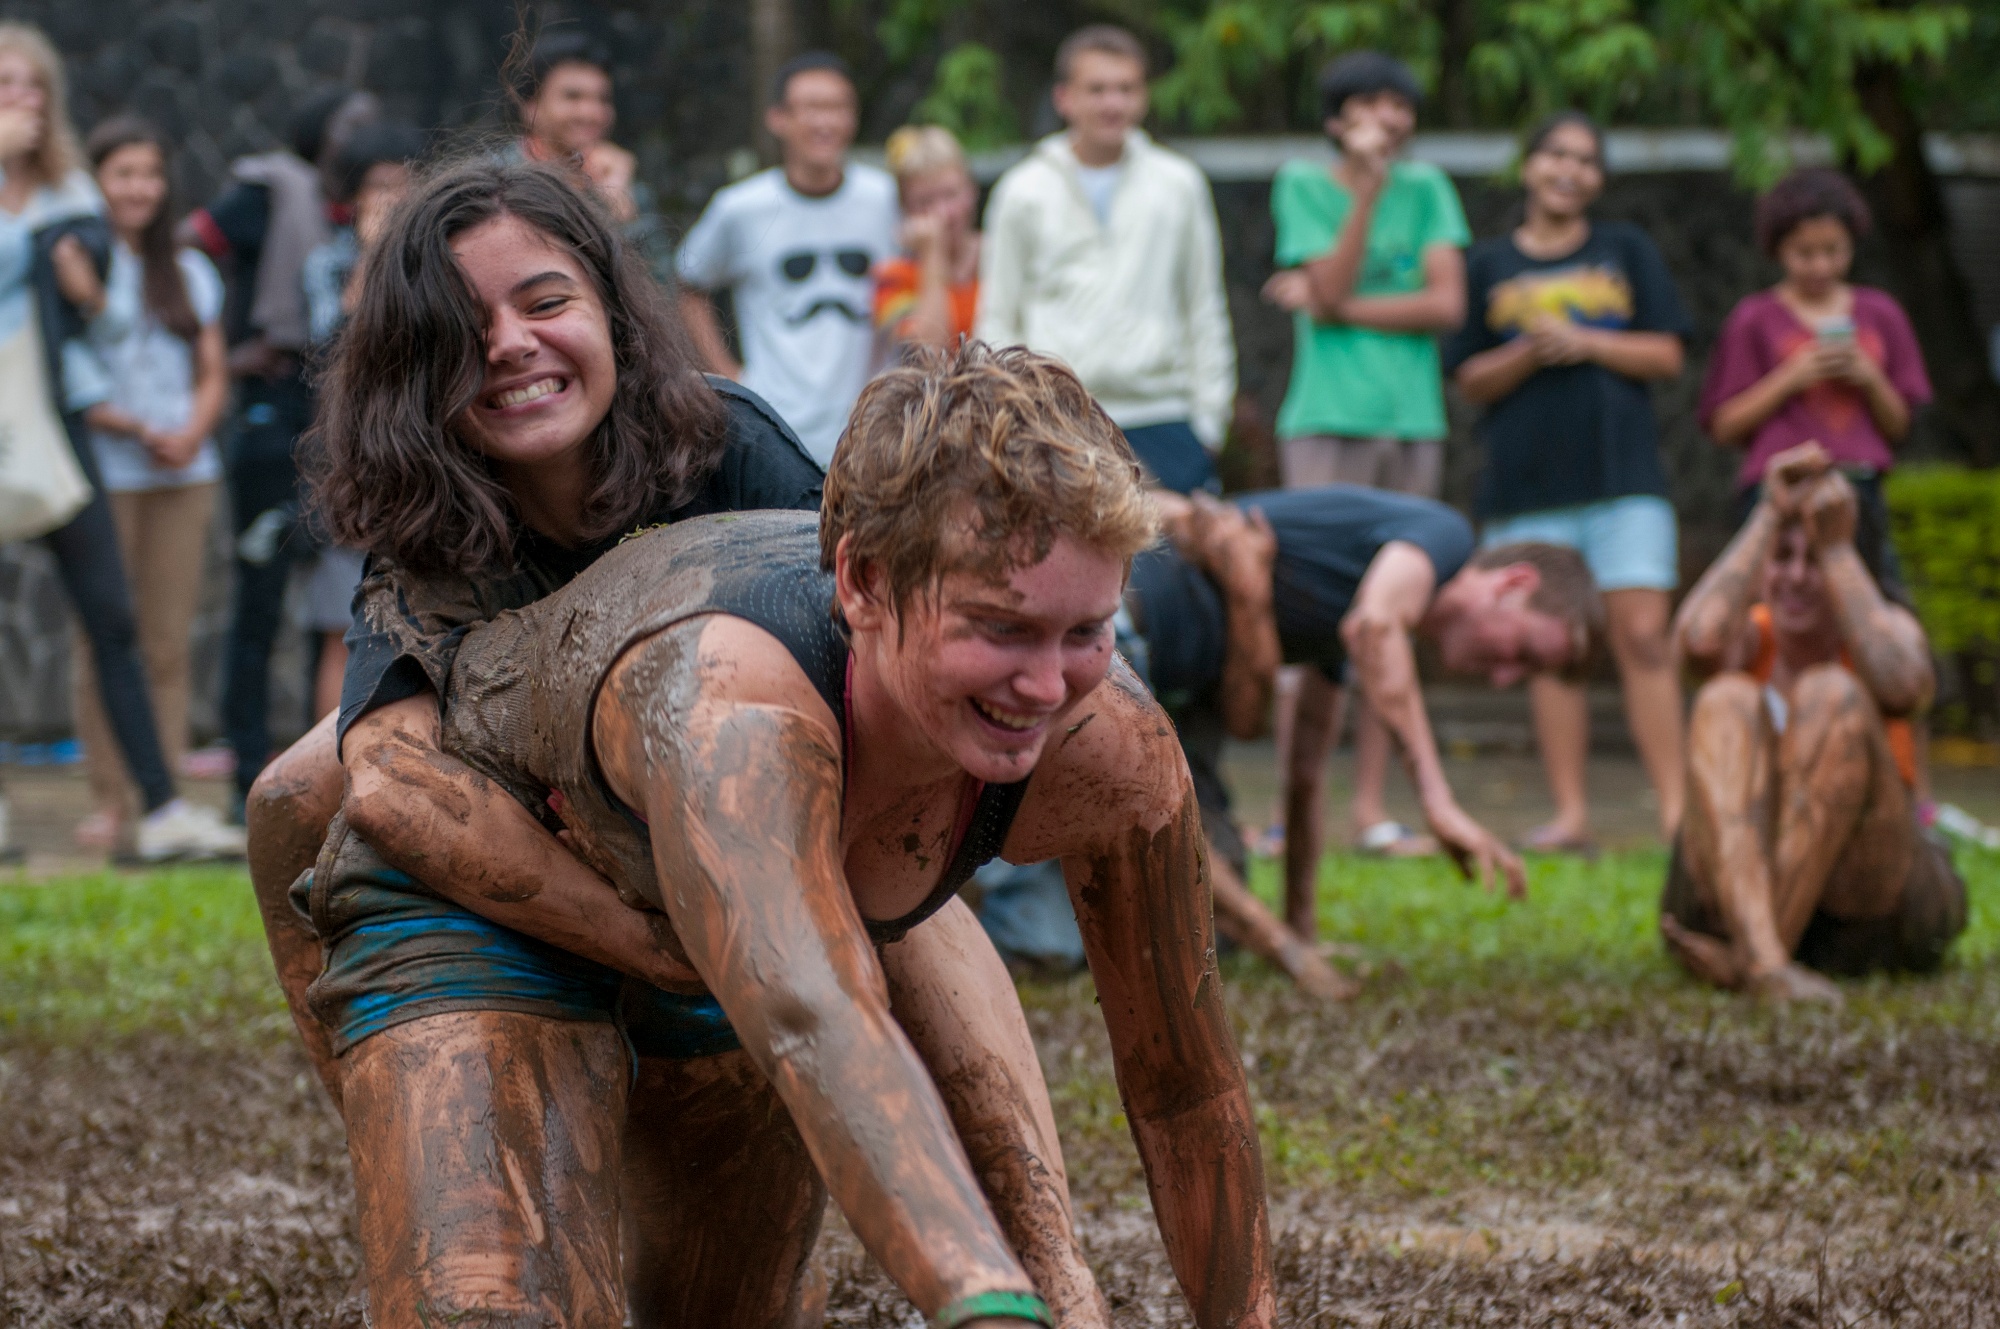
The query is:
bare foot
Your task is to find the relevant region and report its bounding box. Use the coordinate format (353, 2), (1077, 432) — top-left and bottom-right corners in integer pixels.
(1746, 963), (1845, 1007)
(1660, 914), (1743, 988)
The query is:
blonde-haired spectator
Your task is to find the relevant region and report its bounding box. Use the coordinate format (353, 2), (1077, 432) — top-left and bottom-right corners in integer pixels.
(875, 124), (980, 349)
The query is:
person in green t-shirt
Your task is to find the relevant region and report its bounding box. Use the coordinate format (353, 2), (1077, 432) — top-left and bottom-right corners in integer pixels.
(1261, 50), (1471, 861)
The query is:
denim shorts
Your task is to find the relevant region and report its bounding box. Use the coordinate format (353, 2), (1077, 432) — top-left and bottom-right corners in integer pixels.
(1481, 494), (1678, 592)
(297, 822), (740, 1062)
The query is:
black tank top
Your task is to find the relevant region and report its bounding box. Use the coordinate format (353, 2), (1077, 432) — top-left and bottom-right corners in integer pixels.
(441, 511), (1030, 945)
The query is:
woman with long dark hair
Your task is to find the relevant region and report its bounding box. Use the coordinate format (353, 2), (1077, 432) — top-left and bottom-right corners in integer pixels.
(0, 24), (239, 861)
(67, 116), (229, 854)
(1443, 110), (1690, 853)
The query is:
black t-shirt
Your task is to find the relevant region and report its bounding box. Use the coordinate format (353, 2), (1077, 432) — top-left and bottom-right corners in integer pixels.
(193, 181), (271, 348)
(336, 378), (824, 746)
(1128, 485), (1475, 705)
(1441, 221), (1691, 519)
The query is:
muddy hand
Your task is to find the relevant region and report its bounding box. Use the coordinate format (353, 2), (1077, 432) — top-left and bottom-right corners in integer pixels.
(1426, 798), (1526, 899)
(1797, 469), (1858, 551)
(1762, 441), (1831, 518)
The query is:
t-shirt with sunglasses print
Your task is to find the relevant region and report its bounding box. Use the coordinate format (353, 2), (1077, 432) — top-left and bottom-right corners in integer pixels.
(677, 163), (900, 465)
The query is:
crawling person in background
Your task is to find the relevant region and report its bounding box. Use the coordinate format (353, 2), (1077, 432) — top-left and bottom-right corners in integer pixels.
(308, 342), (1274, 1326)
(1664, 442), (1964, 1003)
(1135, 486), (1597, 958)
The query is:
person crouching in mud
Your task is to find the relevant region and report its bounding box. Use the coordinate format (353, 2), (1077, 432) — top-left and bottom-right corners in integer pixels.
(301, 341), (1275, 1326)
(1663, 441), (1965, 1002)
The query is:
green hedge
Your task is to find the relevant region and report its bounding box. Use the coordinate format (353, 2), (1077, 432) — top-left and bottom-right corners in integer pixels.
(1885, 464), (2000, 657)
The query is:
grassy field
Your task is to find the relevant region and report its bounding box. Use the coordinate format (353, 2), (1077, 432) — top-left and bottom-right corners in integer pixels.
(3, 846), (1999, 1325)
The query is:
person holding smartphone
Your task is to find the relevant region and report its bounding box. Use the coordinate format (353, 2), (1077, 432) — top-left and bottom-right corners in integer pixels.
(1699, 168), (1929, 592)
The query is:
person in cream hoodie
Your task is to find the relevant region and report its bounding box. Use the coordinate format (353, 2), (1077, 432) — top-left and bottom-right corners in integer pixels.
(976, 24), (1235, 495)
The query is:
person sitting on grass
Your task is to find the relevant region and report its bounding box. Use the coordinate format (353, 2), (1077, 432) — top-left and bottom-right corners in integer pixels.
(1137, 486), (1600, 961)
(305, 342), (1275, 1328)
(1663, 442), (1965, 1003)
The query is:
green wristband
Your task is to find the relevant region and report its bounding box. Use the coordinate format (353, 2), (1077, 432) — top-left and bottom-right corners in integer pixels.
(931, 1290), (1056, 1329)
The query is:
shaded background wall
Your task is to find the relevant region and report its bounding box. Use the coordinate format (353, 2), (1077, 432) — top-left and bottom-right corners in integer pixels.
(0, 0), (1994, 739)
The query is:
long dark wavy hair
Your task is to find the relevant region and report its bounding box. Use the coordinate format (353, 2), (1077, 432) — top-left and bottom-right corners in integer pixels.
(306, 157), (727, 575)
(85, 116), (199, 343)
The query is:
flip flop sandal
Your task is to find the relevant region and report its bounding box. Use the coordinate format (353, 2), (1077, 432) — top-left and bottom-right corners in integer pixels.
(1356, 820), (1439, 858)
(1517, 822), (1599, 859)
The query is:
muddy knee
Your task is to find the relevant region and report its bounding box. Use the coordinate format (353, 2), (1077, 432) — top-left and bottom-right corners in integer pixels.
(1689, 673), (1760, 740)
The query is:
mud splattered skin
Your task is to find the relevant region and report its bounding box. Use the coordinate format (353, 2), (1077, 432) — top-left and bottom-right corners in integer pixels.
(419, 515), (1275, 1325)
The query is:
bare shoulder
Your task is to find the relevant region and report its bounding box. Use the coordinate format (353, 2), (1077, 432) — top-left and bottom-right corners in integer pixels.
(1006, 657), (1190, 863)
(605, 613), (840, 743)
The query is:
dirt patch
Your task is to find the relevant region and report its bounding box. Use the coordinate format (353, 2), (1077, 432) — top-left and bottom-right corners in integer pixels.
(6, 961), (2000, 1326)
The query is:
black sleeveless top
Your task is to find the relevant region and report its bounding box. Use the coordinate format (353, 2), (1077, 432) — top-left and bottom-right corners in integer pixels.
(440, 511), (1031, 945)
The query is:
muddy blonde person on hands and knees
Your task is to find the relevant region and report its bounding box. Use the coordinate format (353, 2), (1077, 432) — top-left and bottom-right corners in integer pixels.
(1664, 441), (1966, 1004)
(302, 342), (1276, 1327)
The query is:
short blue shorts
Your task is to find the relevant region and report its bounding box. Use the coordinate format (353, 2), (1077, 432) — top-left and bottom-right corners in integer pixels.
(297, 830), (740, 1062)
(1480, 493), (1678, 593)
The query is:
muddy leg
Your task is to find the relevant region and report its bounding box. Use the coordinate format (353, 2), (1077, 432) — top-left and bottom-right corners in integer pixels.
(340, 1010), (629, 1328)
(1673, 674), (1771, 990)
(1775, 665), (1911, 927)
(1207, 847), (1359, 1001)
(245, 710), (343, 1101)
(882, 898), (1109, 1329)
(620, 1048), (828, 1329)
(1282, 669), (1343, 939)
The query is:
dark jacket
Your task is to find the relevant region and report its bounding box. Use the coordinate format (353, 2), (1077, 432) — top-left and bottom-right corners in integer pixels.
(29, 213), (112, 485)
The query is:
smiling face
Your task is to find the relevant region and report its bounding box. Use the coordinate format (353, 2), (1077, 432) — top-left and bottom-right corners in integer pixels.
(847, 533), (1125, 784)
(1775, 215), (1853, 302)
(523, 60), (615, 157)
(1431, 566), (1580, 687)
(1762, 521), (1831, 639)
(768, 69), (858, 180)
(0, 48), (47, 157)
(1053, 50), (1148, 161)
(1326, 89), (1417, 157)
(95, 140), (167, 237)
(1522, 121), (1603, 224)
(447, 212), (617, 479)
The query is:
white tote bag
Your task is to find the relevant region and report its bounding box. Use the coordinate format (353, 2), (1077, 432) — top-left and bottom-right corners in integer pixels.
(0, 313), (92, 542)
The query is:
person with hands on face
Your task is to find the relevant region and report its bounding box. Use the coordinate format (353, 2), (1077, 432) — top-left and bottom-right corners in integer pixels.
(1664, 442), (1963, 1004)
(0, 24), (242, 864)
(1699, 169), (1929, 593)
(876, 125), (981, 350)
(1443, 112), (1691, 856)
(507, 29), (670, 283)
(1260, 50), (1472, 863)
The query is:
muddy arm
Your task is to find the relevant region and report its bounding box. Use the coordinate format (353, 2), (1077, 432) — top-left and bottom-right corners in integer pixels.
(1060, 783), (1276, 1329)
(594, 636), (1033, 1317)
(1803, 474), (1934, 715)
(1674, 499), (1778, 677)
(341, 693), (701, 990)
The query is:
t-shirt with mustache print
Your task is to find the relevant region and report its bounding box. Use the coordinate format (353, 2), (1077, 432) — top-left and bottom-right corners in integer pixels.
(677, 164), (899, 465)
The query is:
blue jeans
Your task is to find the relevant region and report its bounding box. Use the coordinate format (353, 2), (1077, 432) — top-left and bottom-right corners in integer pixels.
(1123, 420), (1217, 496)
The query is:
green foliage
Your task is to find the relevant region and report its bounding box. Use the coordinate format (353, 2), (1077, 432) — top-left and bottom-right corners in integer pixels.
(912, 41), (1020, 148)
(1886, 463), (2000, 657)
(1467, 0), (1657, 123)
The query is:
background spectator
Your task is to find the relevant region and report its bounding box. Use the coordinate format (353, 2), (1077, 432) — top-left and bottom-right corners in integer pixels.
(875, 124), (979, 350)
(1699, 167), (1930, 593)
(505, 29), (669, 284)
(0, 23), (238, 861)
(1262, 50), (1468, 859)
(184, 84), (375, 816)
(677, 52), (896, 465)
(67, 117), (229, 854)
(299, 119), (423, 726)
(975, 24), (1234, 496)
(1444, 112), (1691, 849)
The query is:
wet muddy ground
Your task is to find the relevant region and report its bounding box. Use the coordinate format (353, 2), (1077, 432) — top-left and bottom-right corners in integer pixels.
(6, 954), (1998, 1327)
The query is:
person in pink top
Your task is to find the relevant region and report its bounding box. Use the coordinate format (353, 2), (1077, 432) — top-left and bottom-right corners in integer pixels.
(1699, 168), (1930, 591)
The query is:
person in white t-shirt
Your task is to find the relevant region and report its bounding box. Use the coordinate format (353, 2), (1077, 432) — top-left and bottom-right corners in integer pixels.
(676, 52), (898, 465)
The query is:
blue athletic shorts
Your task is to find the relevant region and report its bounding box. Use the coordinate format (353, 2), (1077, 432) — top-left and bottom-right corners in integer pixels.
(1480, 493), (1678, 593)
(296, 827), (740, 1062)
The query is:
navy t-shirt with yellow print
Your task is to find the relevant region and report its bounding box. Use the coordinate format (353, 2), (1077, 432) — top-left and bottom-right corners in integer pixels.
(1442, 221), (1691, 519)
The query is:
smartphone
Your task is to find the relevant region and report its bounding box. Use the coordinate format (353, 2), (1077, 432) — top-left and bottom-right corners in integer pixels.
(1817, 315), (1855, 344)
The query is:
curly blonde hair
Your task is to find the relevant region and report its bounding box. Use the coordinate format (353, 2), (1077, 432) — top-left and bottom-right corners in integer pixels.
(821, 341), (1157, 614)
(0, 23), (81, 185)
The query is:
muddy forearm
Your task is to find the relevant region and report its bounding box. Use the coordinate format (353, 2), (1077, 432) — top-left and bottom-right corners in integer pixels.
(1675, 501), (1778, 673)
(1217, 582), (1280, 741)
(1068, 796), (1275, 1328)
(1347, 616), (1451, 810)
(1821, 544), (1933, 713)
(604, 686), (1029, 1313)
